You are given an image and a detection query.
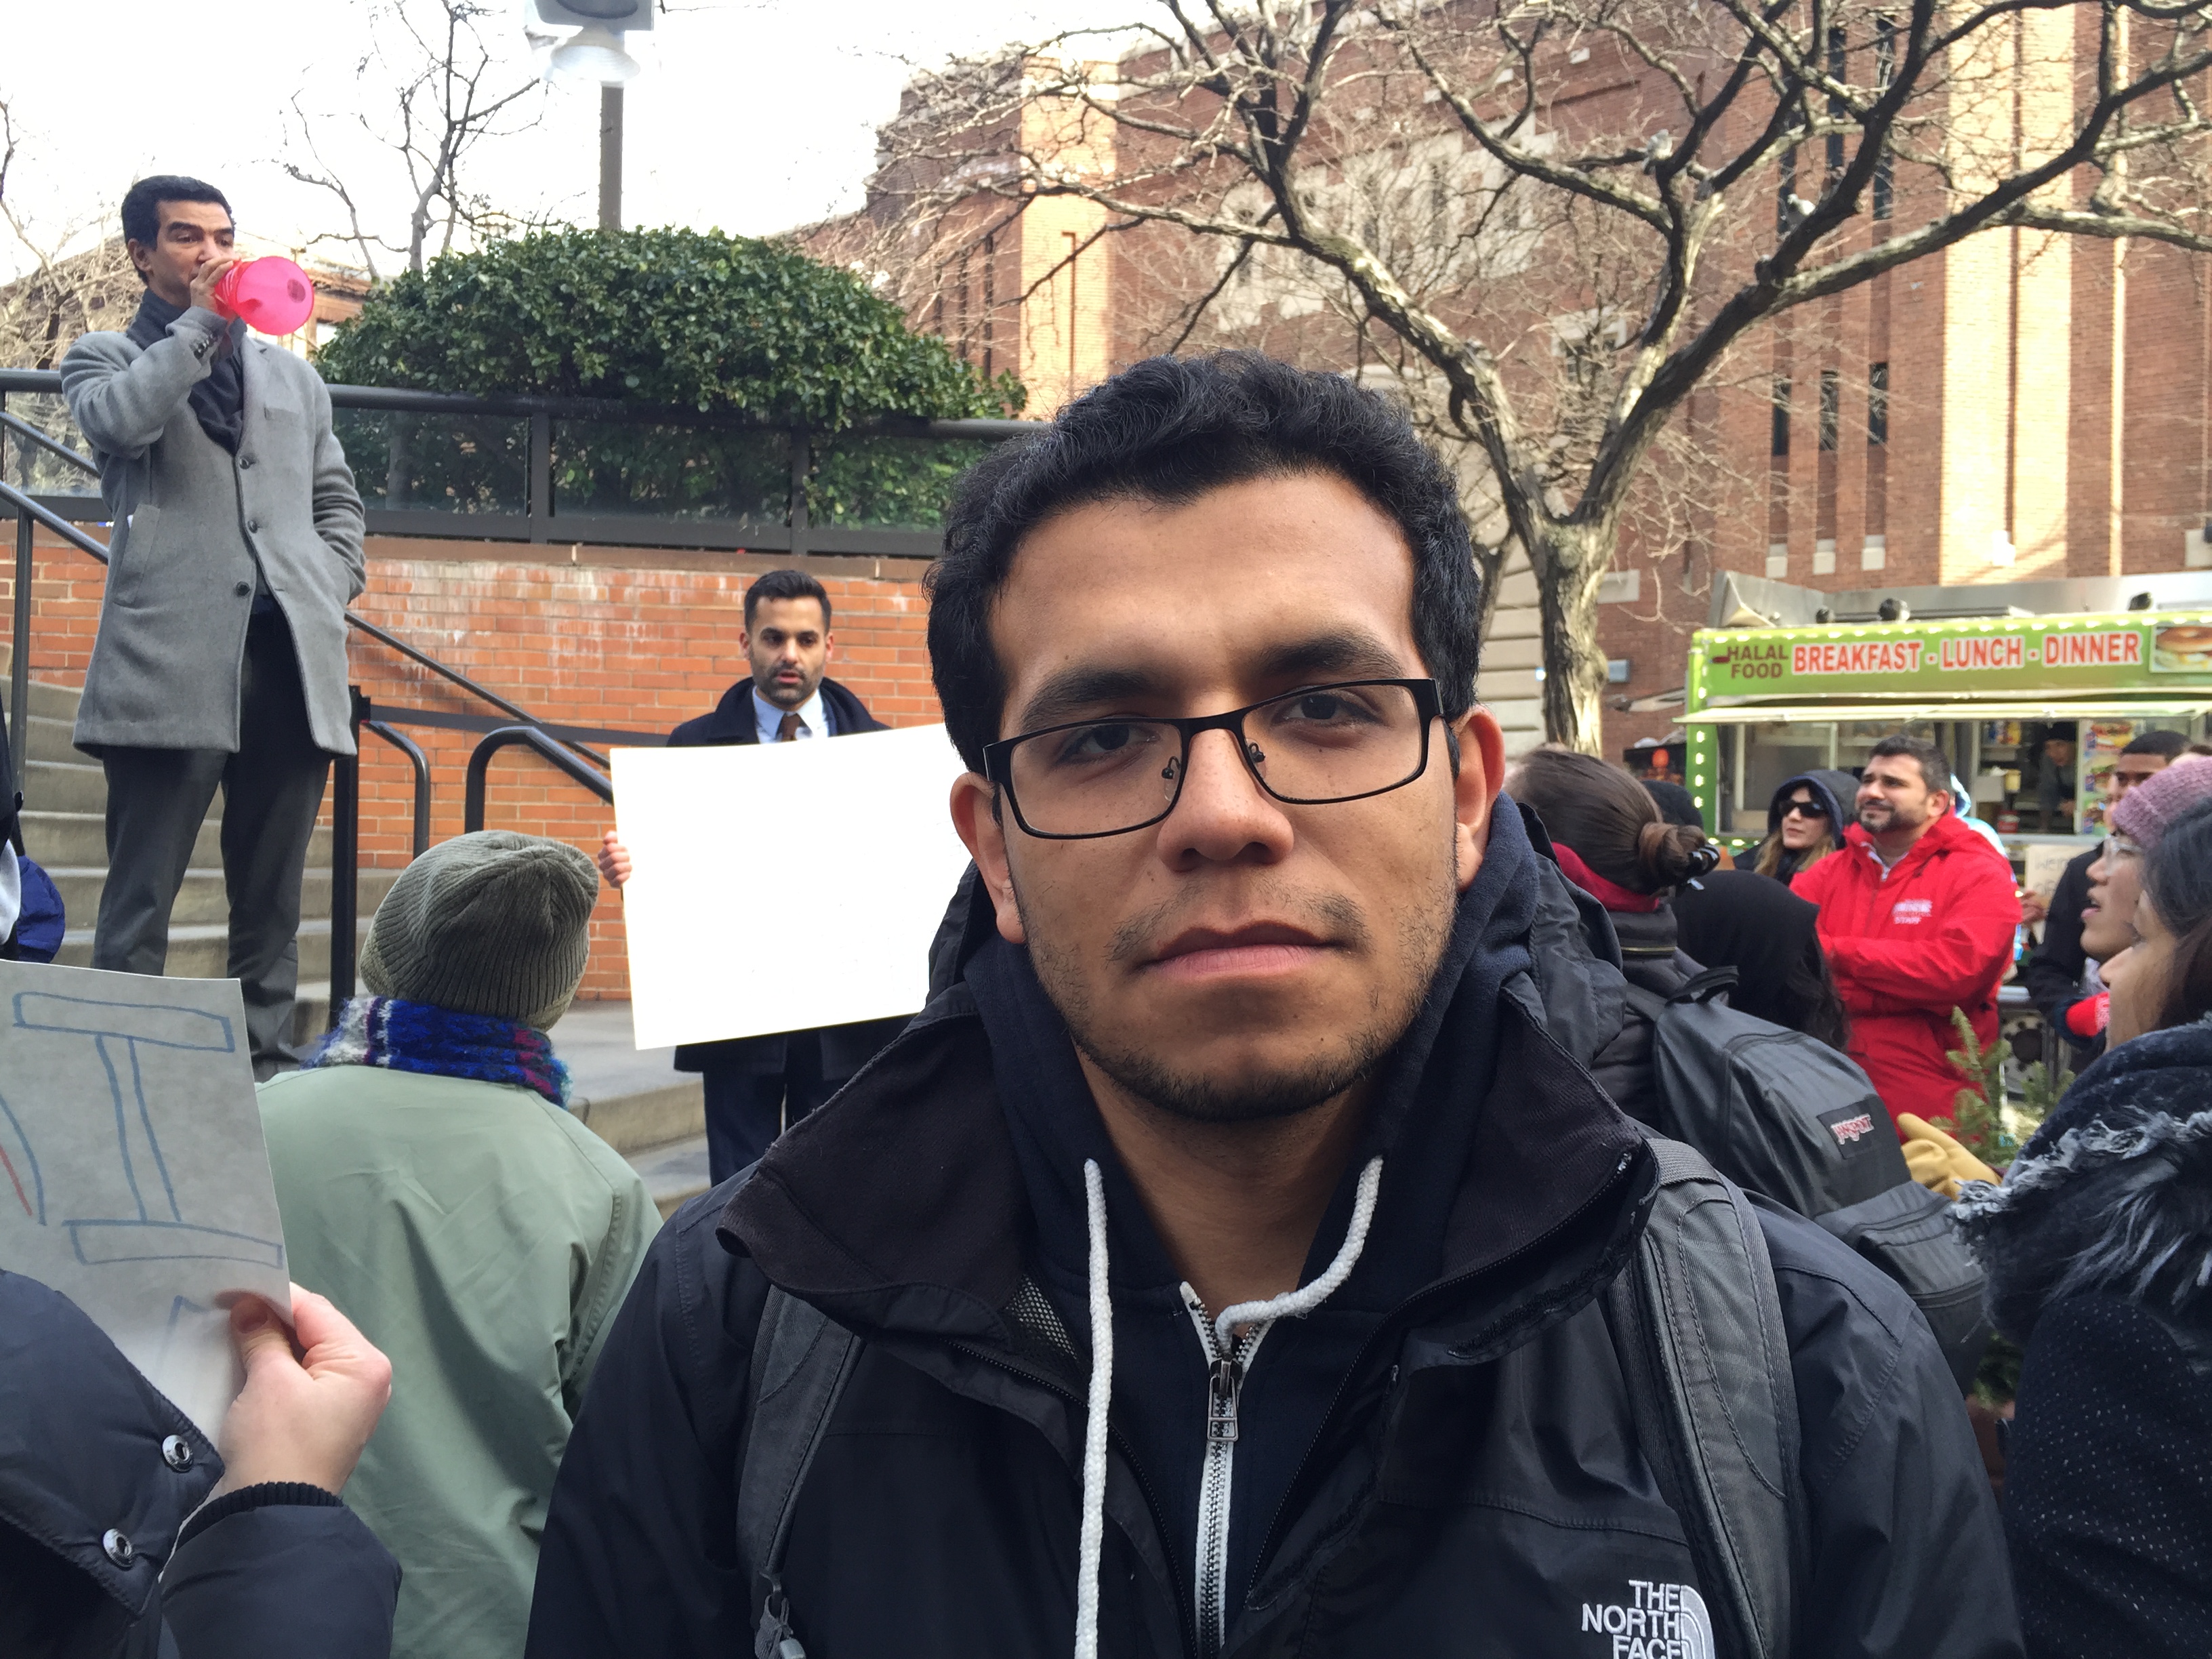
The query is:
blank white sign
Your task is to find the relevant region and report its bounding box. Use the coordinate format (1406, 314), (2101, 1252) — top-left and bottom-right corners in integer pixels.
(614, 724), (974, 1050)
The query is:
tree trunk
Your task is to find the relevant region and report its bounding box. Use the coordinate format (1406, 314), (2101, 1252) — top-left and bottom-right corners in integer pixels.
(1530, 522), (1612, 754)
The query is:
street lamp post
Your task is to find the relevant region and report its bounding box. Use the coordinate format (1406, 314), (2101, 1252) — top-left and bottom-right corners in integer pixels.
(531, 4), (649, 231)
(600, 85), (622, 230)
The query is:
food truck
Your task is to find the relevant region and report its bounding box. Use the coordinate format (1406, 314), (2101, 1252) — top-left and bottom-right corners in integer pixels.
(1681, 609), (2212, 865)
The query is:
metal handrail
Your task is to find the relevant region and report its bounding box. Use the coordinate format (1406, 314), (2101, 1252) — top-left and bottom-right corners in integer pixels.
(345, 614), (608, 766)
(0, 411), (97, 476)
(363, 718), (432, 859)
(0, 470), (607, 768)
(464, 725), (613, 834)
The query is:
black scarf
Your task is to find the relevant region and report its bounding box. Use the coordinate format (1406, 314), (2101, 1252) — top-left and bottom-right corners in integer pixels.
(126, 289), (246, 453)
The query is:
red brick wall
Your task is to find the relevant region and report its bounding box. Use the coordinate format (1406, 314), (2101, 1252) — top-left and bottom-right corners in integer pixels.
(2, 527), (945, 999)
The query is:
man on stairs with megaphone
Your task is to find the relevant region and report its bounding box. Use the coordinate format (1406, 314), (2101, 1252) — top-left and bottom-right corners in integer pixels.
(61, 174), (365, 1077)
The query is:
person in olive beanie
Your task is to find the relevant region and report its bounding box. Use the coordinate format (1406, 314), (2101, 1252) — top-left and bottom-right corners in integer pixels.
(256, 832), (659, 1659)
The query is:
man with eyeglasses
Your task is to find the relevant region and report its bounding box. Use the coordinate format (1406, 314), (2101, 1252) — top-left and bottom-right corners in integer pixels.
(527, 354), (2013, 1659)
(2024, 730), (2189, 1062)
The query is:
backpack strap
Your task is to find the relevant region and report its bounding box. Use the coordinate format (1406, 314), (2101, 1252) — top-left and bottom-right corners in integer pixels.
(1604, 1136), (1807, 1659)
(737, 1286), (860, 1659)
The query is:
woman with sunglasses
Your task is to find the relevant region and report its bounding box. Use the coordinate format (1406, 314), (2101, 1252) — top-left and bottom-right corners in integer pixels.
(1956, 792), (2212, 1659)
(1751, 769), (1854, 886)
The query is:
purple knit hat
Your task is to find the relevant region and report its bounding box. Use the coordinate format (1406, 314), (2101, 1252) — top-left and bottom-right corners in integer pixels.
(2110, 756), (2212, 850)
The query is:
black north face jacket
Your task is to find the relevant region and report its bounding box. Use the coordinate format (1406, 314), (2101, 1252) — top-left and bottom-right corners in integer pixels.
(528, 825), (2019, 1659)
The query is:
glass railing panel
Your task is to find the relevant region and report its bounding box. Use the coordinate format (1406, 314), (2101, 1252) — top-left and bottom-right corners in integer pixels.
(333, 409), (530, 515)
(551, 422), (791, 523)
(0, 393), (100, 499)
(808, 434), (996, 531)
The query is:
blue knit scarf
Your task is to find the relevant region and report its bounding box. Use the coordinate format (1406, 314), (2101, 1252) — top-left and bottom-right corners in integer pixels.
(306, 996), (570, 1107)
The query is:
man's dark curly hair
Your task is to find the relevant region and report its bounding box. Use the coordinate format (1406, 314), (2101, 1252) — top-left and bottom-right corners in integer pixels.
(924, 351), (1483, 773)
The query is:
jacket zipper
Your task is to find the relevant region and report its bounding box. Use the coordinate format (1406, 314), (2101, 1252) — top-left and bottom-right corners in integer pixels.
(1184, 1290), (1271, 1658)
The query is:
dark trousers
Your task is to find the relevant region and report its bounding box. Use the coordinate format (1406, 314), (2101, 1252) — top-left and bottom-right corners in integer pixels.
(703, 1031), (846, 1184)
(91, 612), (331, 1078)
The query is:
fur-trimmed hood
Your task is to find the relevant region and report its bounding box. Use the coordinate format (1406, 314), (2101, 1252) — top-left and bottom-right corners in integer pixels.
(1954, 1016), (2212, 1343)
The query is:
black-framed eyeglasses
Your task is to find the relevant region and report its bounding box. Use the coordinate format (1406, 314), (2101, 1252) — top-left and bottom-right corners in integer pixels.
(983, 678), (1443, 840)
(1781, 798), (1830, 820)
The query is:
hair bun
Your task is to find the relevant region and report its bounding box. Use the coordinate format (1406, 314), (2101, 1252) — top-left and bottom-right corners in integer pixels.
(1634, 817), (1710, 889)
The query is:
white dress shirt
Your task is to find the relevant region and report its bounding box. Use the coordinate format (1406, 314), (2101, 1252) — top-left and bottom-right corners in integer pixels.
(753, 684), (827, 743)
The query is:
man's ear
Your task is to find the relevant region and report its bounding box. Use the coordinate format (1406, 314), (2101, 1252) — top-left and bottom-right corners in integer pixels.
(1452, 707), (1507, 893)
(950, 772), (1026, 944)
(821, 630), (836, 665)
(737, 628), (752, 657)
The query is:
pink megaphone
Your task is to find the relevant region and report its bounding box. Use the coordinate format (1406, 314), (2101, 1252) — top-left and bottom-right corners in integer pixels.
(210, 257), (316, 335)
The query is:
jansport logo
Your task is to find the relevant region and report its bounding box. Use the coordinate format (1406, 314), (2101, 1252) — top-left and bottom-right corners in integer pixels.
(1580, 1580), (1713, 1659)
(1828, 1112), (1877, 1148)
(1891, 898), (1933, 926)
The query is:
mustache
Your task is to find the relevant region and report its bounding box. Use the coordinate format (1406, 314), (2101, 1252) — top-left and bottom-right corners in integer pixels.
(1105, 884), (1371, 967)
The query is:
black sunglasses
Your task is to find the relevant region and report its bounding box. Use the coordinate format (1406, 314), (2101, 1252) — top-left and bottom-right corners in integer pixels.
(1781, 798), (1829, 819)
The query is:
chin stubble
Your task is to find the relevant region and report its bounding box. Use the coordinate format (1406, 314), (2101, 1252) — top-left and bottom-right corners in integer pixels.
(1017, 847), (1458, 1126)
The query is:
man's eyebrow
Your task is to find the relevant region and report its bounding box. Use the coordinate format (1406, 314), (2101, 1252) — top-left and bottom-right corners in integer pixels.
(1252, 632), (1411, 683)
(1015, 665), (1169, 734)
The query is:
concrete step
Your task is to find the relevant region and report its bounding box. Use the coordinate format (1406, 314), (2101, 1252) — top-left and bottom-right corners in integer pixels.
(24, 714), (83, 766)
(42, 865), (401, 932)
(18, 810), (333, 872)
(20, 757), (106, 814)
(0, 667), (85, 722)
(56, 915), (371, 981)
(627, 1132), (712, 1221)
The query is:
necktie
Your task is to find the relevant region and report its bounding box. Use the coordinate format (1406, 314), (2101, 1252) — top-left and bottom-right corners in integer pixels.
(777, 712), (803, 741)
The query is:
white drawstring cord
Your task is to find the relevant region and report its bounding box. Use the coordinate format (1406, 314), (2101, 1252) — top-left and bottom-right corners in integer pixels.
(1075, 1158), (1112, 1659)
(1209, 1156), (1385, 1353)
(1071, 1155), (1385, 1656)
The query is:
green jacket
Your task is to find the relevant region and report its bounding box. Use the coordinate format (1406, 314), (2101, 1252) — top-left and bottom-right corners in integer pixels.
(259, 1065), (658, 1659)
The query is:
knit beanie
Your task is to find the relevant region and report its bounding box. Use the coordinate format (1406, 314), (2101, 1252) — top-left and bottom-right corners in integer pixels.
(359, 831), (599, 1030)
(2110, 754), (2212, 852)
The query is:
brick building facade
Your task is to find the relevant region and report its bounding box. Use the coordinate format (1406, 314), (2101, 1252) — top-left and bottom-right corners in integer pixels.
(849, 16), (2212, 758)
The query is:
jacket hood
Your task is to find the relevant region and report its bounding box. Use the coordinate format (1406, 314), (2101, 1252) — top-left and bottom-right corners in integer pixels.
(1954, 1016), (2212, 1342)
(1766, 769), (1856, 836)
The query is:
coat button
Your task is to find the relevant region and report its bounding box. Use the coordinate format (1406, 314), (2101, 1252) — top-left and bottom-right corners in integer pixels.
(239, 455), (254, 469)
(246, 519), (260, 533)
(102, 1529), (135, 1568)
(233, 581), (252, 597)
(161, 1435), (194, 1472)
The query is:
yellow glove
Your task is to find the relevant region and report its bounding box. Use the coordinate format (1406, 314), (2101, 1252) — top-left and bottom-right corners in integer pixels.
(1896, 1112), (1999, 1199)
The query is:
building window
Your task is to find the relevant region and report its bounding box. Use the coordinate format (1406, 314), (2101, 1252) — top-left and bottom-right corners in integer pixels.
(1819, 370), (1841, 451)
(1771, 377), (1791, 457)
(1872, 19), (1896, 220)
(1868, 361), (1889, 445)
(1826, 28), (1848, 178)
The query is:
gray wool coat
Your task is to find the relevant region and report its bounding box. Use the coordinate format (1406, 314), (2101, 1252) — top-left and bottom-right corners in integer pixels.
(60, 305), (365, 756)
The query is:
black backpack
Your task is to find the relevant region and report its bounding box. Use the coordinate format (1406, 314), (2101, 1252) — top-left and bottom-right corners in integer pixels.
(1624, 969), (1990, 1391)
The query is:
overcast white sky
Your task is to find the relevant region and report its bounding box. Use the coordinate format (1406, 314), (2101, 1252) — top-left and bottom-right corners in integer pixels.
(2, 0), (1134, 281)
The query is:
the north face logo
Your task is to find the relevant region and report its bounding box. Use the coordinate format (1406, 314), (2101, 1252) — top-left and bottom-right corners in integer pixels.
(1580, 1580), (1713, 1658)
(1891, 898), (1933, 926)
(1829, 1112), (1877, 1147)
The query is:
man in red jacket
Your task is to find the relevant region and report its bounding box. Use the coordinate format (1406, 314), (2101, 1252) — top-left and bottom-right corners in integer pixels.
(1793, 733), (2021, 1130)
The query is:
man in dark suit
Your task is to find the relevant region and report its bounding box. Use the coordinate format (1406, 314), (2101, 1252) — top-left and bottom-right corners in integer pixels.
(598, 568), (905, 1179)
